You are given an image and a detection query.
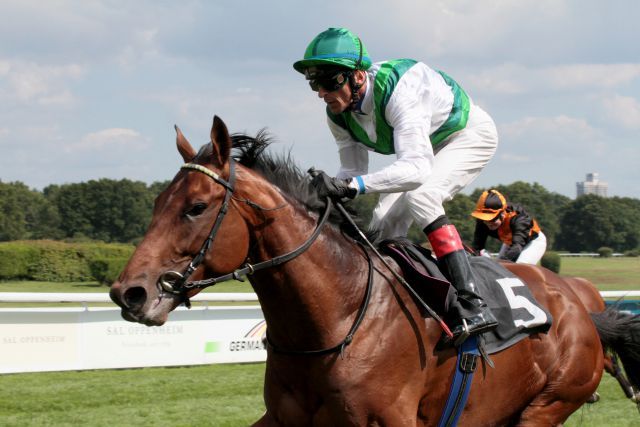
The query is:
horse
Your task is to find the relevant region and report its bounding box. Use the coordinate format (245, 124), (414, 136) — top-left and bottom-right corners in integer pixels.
(110, 116), (640, 426)
(560, 275), (640, 405)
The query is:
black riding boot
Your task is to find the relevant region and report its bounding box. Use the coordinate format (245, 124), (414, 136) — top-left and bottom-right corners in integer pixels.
(438, 249), (498, 338)
(425, 216), (498, 341)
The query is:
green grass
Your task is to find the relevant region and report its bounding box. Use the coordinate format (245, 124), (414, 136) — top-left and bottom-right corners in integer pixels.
(0, 364), (636, 426)
(0, 363), (266, 427)
(566, 374), (639, 426)
(560, 257), (640, 292)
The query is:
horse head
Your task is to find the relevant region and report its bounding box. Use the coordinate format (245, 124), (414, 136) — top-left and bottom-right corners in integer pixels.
(110, 116), (251, 325)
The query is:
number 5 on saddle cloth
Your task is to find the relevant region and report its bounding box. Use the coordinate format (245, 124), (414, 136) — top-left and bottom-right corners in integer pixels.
(381, 238), (553, 355)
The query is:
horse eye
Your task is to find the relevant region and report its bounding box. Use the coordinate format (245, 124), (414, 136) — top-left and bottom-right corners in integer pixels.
(185, 203), (207, 218)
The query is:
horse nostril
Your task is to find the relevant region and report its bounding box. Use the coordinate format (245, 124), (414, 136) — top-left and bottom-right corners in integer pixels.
(123, 286), (147, 309)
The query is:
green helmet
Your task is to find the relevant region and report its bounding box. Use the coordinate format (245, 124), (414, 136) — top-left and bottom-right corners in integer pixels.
(293, 27), (372, 74)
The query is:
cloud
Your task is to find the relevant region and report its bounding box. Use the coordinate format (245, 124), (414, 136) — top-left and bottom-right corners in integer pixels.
(69, 128), (149, 152)
(1, 0), (638, 198)
(115, 28), (164, 71)
(0, 59), (85, 106)
(499, 153), (530, 163)
(601, 94), (640, 130)
(546, 64), (640, 90)
(499, 115), (605, 159)
(466, 63), (640, 96)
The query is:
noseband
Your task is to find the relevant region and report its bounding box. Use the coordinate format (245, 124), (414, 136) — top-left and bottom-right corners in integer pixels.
(157, 159), (377, 357)
(158, 160), (237, 307)
(158, 158), (333, 308)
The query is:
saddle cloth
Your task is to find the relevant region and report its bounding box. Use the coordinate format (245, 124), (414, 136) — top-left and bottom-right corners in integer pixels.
(381, 238), (553, 354)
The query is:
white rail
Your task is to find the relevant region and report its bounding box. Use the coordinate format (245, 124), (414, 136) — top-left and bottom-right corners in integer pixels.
(600, 290), (640, 298)
(0, 291), (638, 304)
(0, 292), (258, 303)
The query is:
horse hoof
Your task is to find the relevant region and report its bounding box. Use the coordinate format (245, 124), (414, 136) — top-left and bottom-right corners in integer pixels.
(586, 392), (600, 403)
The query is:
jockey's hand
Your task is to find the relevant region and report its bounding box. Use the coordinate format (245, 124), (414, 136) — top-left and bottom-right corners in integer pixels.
(308, 169), (357, 200)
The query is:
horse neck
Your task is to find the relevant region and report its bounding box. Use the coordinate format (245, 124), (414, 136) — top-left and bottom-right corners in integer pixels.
(237, 174), (370, 348)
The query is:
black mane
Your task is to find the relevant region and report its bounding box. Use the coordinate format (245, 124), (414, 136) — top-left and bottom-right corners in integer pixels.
(230, 131), (324, 212)
(228, 132), (369, 239)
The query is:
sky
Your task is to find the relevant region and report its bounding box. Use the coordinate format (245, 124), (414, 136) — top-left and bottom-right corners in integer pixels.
(1, 0), (639, 199)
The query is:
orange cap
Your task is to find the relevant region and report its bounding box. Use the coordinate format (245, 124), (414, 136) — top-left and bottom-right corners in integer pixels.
(471, 190), (507, 221)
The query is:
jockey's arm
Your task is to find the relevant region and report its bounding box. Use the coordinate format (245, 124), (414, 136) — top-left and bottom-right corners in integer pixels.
(472, 220), (490, 252)
(501, 215), (531, 261)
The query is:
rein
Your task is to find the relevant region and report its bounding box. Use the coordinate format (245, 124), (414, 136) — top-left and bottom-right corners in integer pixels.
(266, 241), (374, 357)
(181, 198), (332, 292)
(158, 159), (334, 309)
(157, 158), (373, 356)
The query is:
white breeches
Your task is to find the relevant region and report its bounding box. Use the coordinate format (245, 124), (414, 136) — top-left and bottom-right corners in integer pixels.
(370, 104), (499, 240)
(499, 232), (548, 265)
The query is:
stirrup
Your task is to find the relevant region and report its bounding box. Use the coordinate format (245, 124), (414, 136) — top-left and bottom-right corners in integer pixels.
(454, 319), (471, 346)
(451, 317), (498, 346)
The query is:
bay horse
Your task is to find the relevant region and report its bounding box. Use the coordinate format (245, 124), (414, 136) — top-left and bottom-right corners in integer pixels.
(561, 275), (640, 405)
(110, 116), (640, 426)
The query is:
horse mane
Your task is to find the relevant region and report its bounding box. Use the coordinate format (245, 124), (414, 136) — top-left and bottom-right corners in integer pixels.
(230, 131), (325, 213)
(193, 131), (371, 241)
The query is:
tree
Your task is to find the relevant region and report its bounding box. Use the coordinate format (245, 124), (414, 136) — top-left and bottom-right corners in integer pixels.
(0, 181), (60, 241)
(45, 179), (156, 243)
(557, 195), (616, 252)
(558, 195), (640, 252)
(609, 197), (640, 251)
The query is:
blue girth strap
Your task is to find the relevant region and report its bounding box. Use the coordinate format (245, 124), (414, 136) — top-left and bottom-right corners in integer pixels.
(437, 335), (480, 427)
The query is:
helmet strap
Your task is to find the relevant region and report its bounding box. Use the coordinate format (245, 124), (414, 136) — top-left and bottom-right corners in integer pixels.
(347, 72), (365, 111)
(346, 37), (365, 111)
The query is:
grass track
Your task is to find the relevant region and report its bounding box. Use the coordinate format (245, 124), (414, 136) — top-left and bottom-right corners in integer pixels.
(560, 256), (640, 292)
(1, 257), (639, 425)
(0, 363), (637, 426)
(0, 364), (266, 427)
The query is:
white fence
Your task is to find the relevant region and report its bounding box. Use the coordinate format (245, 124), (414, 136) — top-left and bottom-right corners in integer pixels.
(0, 293), (264, 374)
(1, 291), (639, 374)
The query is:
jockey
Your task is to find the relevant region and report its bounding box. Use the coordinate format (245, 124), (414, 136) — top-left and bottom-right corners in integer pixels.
(471, 189), (547, 265)
(295, 27), (500, 339)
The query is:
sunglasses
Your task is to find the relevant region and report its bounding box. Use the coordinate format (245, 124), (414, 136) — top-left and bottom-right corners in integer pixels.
(308, 71), (349, 92)
(485, 214), (503, 224)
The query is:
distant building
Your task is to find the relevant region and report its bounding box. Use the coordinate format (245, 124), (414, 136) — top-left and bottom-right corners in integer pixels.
(576, 173), (608, 197)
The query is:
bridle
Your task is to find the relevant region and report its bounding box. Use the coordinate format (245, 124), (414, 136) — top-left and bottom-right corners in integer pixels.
(157, 158), (335, 309)
(157, 159), (237, 307)
(156, 157), (375, 356)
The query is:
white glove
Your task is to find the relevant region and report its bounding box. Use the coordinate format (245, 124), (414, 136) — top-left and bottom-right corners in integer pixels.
(480, 249), (492, 258)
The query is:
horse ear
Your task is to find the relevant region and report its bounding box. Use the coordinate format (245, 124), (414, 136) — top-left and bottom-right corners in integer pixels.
(210, 115), (232, 166)
(175, 125), (196, 162)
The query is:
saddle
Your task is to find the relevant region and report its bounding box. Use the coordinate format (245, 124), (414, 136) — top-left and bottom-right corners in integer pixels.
(381, 238), (553, 354)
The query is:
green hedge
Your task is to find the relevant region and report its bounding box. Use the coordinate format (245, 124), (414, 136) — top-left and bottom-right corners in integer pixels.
(0, 240), (134, 282)
(541, 251), (561, 273)
(89, 257), (129, 284)
(597, 246), (614, 258)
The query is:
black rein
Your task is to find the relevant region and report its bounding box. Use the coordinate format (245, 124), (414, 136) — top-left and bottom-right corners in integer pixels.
(158, 158), (374, 356)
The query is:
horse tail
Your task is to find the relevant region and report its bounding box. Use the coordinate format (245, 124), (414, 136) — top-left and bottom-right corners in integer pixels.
(591, 307), (640, 390)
